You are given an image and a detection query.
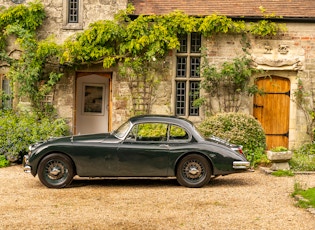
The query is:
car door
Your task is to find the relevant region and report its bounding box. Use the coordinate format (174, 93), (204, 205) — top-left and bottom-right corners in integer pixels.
(116, 122), (170, 176)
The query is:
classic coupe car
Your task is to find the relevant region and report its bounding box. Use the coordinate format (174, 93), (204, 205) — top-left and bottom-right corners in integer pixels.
(23, 115), (250, 188)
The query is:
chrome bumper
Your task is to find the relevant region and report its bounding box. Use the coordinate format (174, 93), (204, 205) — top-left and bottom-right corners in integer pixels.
(233, 161), (250, 169)
(23, 155), (31, 173)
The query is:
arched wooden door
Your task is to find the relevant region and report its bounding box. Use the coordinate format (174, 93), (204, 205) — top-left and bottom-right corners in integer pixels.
(253, 76), (290, 149)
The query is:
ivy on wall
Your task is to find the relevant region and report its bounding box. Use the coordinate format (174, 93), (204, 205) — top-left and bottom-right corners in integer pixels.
(61, 5), (286, 68)
(1, 1), (287, 115)
(0, 1), (62, 113)
(293, 78), (315, 140)
(196, 56), (264, 114)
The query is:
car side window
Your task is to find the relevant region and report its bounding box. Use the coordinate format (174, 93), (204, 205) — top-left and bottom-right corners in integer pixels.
(169, 125), (189, 141)
(128, 123), (168, 142)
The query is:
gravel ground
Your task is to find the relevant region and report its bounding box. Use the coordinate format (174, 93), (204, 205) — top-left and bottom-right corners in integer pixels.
(0, 165), (314, 230)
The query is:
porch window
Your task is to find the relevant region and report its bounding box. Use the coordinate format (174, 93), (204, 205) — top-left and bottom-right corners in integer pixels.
(175, 33), (201, 116)
(63, 0), (83, 30)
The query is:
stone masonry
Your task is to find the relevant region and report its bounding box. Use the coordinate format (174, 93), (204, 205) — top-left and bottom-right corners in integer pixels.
(1, 1), (315, 149)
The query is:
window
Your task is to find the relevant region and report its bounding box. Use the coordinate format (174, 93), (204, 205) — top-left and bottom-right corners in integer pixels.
(68, 0), (79, 23)
(128, 123), (168, 142)
(169, 125), (189, 141)
(63, 0), (83, 30)
(175, 33), (201, 116)
(1, 76), (12, 109)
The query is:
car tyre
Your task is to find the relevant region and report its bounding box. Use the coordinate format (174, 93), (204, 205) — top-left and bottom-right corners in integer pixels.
(38, 153), (74, 188)
(176, 154), (212, 188)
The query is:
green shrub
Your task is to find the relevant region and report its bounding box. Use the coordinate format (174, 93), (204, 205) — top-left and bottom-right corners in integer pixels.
(198, 112), (267, 164)
(246, 147), (270, 168)
(0, 155), (10, 168)
(0, 110), (69, 162)
(270, 146), (288, 152)
(290, 143), (315, 171)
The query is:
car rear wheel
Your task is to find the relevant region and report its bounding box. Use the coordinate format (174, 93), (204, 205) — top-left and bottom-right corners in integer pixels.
(176, 154), (212, 188)
(38, 153), (74, 188)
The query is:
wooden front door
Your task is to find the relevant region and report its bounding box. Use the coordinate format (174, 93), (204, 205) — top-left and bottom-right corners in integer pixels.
(253, 76), (290, 149)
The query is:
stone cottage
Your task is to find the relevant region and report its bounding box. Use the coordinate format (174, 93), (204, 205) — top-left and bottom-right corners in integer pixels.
(1, 0), (315, 150)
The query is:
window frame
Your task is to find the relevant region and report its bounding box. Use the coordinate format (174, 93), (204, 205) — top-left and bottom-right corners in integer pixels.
(0, 75), (12, 109)
(125, 122), (191, 143)
(174, 33), (202, 117)
(63, 0), (83, 30)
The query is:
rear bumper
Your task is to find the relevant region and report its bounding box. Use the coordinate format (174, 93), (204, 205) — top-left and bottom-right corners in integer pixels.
(233, 161), (250, 169)
(22, 155), (31, 173)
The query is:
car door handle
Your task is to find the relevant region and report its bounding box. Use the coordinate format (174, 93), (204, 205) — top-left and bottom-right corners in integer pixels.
(159, 144), (169, 149)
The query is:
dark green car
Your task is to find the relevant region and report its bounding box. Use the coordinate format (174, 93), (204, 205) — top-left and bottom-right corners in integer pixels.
(23, 115), (250, 188)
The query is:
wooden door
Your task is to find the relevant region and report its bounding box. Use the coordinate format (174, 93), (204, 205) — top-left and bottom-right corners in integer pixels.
(253, 76), (290, 149)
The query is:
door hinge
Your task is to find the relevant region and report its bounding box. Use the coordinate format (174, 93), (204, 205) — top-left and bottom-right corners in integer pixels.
(266, 90), (290, 97)
(265, 132), (289, 138)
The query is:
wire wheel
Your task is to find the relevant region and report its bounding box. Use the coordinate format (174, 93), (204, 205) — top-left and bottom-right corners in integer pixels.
(38, 153), (74, 188)
(176, 154), (211, 188)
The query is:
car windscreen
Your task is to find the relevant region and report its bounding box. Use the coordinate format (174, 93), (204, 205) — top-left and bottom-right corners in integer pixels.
(113, 121), (132, 139)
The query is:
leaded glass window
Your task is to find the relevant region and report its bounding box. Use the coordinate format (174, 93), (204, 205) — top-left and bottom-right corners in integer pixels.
(175, 33), (201, 116)
(68, 0), (79, 23)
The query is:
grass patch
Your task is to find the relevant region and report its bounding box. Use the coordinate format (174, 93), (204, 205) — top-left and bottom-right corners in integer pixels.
(271, 170), (294, 177)
(0, 155), (10, 168)
(292, 183), (315, 209)
(290, 144), (315, 171)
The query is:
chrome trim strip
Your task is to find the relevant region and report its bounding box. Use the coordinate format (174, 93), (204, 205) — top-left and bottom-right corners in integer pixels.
(233, 161), (250, 169)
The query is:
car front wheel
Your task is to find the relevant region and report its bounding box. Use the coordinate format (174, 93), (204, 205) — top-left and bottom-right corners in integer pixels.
(176, 154), (212, 188)
(38, 153), (74, 188)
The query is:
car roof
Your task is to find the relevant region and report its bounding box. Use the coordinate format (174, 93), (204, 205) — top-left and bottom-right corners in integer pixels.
(128, 115), (194, 128)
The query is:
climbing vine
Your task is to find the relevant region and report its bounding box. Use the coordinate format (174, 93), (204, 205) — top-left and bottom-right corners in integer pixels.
(61, 5), (285, 114)
(195, 56), (263, 114)
(1, 1), (287, 115)
(293, 78), (315, 140)
(0, 1), (62, 113)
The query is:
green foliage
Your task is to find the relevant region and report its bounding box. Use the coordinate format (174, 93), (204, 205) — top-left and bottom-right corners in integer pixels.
(0, 1), (62, 112)
(199, 14), (246, 35)
(0, 155), (10, 168)
(290, 143), (315, 171)
(1, 2), (286, 115)
(0, 0), (45, 49)
(271, 170), (294, 177)
(61, 9), (286, 68)
(246, 147), (270, 168)
(199, 56), (263, 113)
(293, 78), (315, 141)
(198, 112), (266, 154)
(270, 146), (288, 152)
(249, 20), (286, 36)
(0, 110), (69, 162)
(292, 183), (315, 209)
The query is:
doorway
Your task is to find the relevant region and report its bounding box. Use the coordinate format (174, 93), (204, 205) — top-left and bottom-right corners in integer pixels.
(75, 73), (111, 134)
(253, 76), (290, 149)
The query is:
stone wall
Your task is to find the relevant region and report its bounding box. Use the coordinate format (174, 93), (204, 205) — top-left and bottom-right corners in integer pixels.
(1, 1), (315, 148)
(198, 23), (315, 148)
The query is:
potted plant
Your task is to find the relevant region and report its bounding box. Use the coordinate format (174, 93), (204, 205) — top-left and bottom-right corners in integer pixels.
(267, 146), (292, 170)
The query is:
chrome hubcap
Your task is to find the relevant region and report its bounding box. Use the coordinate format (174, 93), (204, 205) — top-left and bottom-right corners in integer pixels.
(184, 161), (203, 179)
(45, 161), (66, 180)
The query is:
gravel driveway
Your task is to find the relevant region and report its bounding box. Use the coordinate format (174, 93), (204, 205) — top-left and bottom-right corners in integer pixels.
(0, 165), (314, 230)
